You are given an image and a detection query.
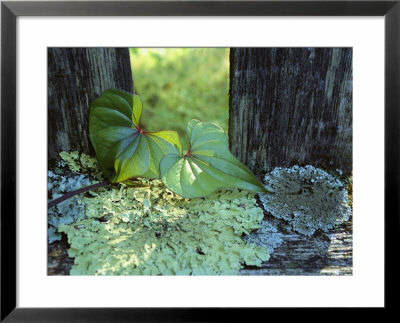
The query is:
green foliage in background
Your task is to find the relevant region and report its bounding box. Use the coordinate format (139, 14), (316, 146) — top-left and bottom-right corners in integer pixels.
(129, 48), (230, 151)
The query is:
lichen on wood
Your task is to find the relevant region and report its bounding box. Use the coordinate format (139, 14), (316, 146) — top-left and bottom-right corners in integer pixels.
(241, 165), (353, 276)
(53, 152), (269, 275)
(241, 214), (352, 276)
(48, 153), (352, 276)
(259, 165), (351, 236)
(59, 182), (270, 275)
(48, 171), (93, 243)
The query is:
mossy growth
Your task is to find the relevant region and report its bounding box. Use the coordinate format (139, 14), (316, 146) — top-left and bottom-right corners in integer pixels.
(54, 152), (269, 275)
(259, 165), (352, 236)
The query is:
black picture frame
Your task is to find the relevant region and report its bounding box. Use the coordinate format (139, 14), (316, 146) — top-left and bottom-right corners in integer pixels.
(1, 0), (398, 321)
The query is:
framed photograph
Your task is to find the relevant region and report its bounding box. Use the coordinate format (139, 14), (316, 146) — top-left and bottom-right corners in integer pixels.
(1, 0), (398, 320)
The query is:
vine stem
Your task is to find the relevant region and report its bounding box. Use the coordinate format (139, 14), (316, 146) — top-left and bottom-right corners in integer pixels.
(48, 179), (110, 209)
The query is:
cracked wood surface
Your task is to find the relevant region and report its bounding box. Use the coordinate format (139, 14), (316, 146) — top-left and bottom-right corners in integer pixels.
(229, 48), (353, 176)
(241, 213), (353, 276)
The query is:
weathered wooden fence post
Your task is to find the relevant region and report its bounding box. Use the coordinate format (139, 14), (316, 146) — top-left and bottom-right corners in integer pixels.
(48, 48), (134, 161)
(229, 48), (352, 176)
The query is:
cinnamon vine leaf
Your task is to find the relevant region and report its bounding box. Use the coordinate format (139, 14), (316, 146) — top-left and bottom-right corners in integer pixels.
(89, 89), (182, 183)
(160, 119), (267, 198)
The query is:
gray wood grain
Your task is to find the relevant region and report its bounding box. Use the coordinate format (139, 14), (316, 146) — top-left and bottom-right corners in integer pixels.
(229, 48), (353, 175)
(48, 48), (133, 161)
(241, 213), (352, 276)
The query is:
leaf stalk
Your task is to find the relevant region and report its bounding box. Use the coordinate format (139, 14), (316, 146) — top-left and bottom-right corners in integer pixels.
(48, 179), (110, 209)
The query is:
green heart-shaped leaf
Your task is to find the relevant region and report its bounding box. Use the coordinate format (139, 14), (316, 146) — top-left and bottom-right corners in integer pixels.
(160, 119), (267, 198)
(89, 89), (182, 183)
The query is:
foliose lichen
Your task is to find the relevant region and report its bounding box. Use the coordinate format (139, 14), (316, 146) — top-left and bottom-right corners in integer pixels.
(53, 152), (269, 275)
(48, 152), (101, 244)
(58, 151), (103, 181)
(244, 220), (283, 254)
(259, 165), (352, 236)
(48, 171), (92, 243)
(58, 180), (269, 275)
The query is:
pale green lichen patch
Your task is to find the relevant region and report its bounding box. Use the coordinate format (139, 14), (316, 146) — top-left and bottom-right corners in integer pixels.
(58, 178), (269, 275)
(59, 151), (103, 181)
(48, 152), (103, 243)
(259, 165), (352, 236)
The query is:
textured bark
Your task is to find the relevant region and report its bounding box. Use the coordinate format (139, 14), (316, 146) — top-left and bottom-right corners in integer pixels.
(48, 48), (134, 161)
(229, 48), (352, 176)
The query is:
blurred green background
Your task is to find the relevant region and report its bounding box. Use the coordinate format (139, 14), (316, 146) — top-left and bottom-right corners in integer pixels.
(129, 48), (230, 151)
